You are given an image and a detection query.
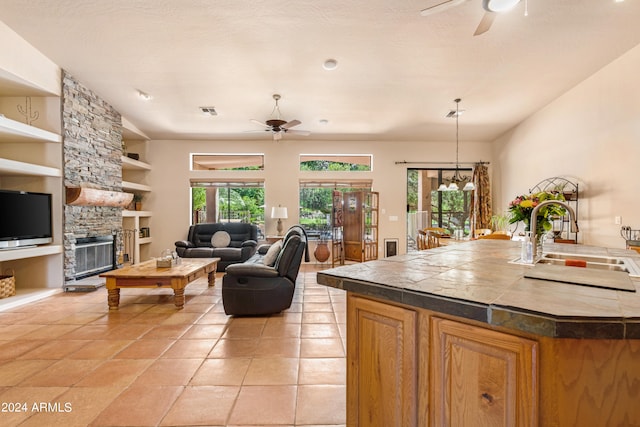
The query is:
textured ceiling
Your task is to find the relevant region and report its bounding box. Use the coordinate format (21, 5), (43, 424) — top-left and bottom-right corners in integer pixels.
(1, 0), (639, 142)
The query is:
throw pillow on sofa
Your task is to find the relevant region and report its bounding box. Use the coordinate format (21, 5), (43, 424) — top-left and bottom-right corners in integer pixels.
(262, 240), (282, 266)
(211, 231), (231, 248)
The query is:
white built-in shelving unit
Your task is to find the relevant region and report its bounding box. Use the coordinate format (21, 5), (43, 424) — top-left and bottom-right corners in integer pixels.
(0, 25), (65, 310)
(121, 118), (152, 263)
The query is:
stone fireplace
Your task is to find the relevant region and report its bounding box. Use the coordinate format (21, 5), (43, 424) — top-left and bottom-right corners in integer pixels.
(62, 71), (124, 281)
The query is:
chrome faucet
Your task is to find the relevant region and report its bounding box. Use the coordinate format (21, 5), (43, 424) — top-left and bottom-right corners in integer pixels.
(530, 200), (579, 260)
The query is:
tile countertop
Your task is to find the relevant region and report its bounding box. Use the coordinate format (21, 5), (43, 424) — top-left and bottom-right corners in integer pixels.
(316, 240), (640, 339)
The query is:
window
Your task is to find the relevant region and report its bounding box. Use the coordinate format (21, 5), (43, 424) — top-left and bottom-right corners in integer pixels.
(299, 180), (372, 238)
(407, 168), (472, 250)
(191, 153), (264, 170)
(300, 154), (372, 171)
(190, 179), (265, 237)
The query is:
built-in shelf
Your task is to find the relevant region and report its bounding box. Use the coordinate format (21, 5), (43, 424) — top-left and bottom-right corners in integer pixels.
(139, 237), (153, 245)
(122, 210), (152, 218)
(0, 244), (63, 262)
(122, 181), (151, 192)
(0, 157), (61, 177)
(122, 156), (151, 171)
(0, 115), (61, 143)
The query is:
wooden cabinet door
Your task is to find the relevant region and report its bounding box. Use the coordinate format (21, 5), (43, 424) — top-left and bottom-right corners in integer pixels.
(347, 294), (417, 427)
(431, 317), (538, 427)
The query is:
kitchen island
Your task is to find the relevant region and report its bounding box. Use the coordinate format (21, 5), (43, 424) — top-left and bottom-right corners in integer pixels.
(317, 240), (640, 427)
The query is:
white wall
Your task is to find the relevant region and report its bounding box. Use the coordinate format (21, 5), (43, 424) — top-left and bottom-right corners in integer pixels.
(146, 139), (492, 258)
(492, 43), (640, 249)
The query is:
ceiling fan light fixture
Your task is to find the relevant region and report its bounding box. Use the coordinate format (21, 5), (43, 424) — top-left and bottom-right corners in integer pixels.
(483, 0), (520, 13)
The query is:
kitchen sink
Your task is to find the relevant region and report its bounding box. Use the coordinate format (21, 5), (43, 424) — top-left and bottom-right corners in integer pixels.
(536, 257), (628, 272)
(510, 251), (640, 291)
(541, 253), (624, 265)
(538, 252), (640, 277)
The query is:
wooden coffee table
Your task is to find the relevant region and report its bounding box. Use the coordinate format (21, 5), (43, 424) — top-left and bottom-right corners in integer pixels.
(100, 258), (220, 310)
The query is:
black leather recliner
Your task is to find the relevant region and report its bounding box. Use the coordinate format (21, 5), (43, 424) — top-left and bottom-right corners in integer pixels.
(222, 226), (308, 316)
(175, 222), (258, 272)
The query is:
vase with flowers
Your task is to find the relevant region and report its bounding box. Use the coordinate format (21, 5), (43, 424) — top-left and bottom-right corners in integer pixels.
(508, 191), (566, 247)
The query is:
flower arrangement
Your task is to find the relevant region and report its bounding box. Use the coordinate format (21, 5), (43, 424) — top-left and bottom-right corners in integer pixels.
(508, 191), (566, 240)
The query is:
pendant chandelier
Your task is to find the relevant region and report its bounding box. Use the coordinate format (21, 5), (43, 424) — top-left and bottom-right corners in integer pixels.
(438, 98), (475, 192)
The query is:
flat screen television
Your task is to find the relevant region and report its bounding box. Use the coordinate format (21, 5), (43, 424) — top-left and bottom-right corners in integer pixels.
(0, 189), (53, 249)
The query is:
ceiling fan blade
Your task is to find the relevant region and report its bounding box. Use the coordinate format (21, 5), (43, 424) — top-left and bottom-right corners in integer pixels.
(420, 0), (468, 16)
(281, 119), (301, 129)
(285, 129), (311, 136)
(473, 11), (496, 36)
(250, 119), (269, 128)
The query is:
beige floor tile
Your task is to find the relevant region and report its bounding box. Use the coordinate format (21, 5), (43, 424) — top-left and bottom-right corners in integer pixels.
(18, 324), (82, 340)
(181, 323), (227, 339)
(255, 338), (301, 358)
(208, 339), (260, 358)
(303, 302), (334, 312)
(19, 359), (100, 387)
(113, 338), (174, 359)
(298, 357), (347, 385)
(58, 324), (113, 340)
(0, 266), (348, 426)
(133, 358), (202, 386)
(160, 385), (239, 426)
(301, 323), (341, 338)
(19, 386), (122, 427)
(66, 340), (133, 360)
(196, 311), (234, 324)
(0, 339), (47, 360)
(227, 385), (297, 425)
(295, 385), (347, 425)
(261, 322), (302, 338)
(141, 323), (192, 339)
(222, 322), (265, 339)
(300, 338), (345, 358)
(0, 386), (69, 427)
(190, 357), (251, 386)
(104, 323), (155, 339)
(0, 324), (48, 340)
(302, 311), (337, 324)
(91, 385), (183, 426)
(18, 340), (89, 360)
(243, 357), (299, 385)
(162, 338), (217, 358)
(75, 358), (153, 387)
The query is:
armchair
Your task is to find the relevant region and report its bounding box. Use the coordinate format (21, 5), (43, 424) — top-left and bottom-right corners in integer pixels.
(222, 226), (308, 315)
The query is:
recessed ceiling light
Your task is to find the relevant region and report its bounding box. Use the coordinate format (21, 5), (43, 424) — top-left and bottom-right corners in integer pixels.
(323, 59), (338, 71)
(319, 119), (329, 125)
(137, 90), (152, 101)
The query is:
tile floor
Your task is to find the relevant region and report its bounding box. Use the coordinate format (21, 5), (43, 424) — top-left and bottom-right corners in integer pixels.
(0, 265), (346, 426)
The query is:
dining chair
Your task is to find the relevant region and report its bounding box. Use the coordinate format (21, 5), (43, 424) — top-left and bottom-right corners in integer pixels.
(475, 228), (492, 237)
(477, 233), (511, 240)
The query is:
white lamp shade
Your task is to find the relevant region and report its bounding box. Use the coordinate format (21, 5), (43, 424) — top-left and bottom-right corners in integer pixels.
(483, 0), (520, 12)
(448, 182), (459, 191)
(463, 182), (476, 191)
(437, 184), (448, 191)
(271, 206), (288, 219)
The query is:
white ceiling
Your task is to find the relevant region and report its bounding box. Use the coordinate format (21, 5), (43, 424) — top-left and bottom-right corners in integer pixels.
(1, 0), (639, 142)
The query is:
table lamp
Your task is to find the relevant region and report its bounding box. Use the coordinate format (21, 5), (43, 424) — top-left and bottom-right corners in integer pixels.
(271, 205), (288, 236)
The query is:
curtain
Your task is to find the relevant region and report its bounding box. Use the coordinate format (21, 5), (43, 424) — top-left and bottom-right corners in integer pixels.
(470, 163), (492, 237)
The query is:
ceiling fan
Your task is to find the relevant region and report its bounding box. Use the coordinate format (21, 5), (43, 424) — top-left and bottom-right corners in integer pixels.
(249, 94), (311, 141)
(420, 0), (523, 36)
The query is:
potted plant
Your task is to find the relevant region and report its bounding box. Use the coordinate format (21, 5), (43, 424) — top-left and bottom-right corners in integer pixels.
(490, 212), (510, 234)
